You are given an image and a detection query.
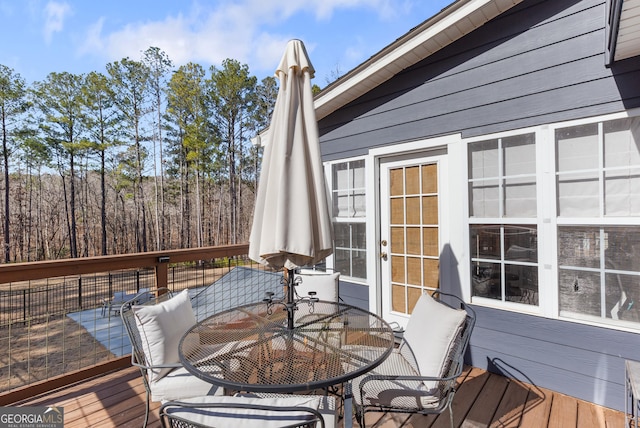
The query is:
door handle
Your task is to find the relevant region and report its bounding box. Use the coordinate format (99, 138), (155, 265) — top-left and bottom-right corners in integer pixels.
(380, 252), (388, 261)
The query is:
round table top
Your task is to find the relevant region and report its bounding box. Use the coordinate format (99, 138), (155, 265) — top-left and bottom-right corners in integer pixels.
(179, 300), (394, 393)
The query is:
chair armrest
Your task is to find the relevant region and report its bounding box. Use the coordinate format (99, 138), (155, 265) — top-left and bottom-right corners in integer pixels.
(131, 357), (183, 371)
(357, 361), (464, 399)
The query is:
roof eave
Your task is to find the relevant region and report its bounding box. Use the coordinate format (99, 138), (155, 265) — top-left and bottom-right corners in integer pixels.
(314, 0), (524, 121)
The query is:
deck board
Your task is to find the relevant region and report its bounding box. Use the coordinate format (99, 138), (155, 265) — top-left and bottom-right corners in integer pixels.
(549, 392), (577, 427)
(8, 365), (625, 428)
(491, 378), (530, 427)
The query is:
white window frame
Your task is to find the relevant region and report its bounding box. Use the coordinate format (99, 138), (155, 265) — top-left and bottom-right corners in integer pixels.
(464, 126), (545, 316)
(463, 108), (640, 332)
(324, 156), (368, 284)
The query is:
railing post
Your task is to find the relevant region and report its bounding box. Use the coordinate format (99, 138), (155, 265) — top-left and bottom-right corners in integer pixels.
(23, 290), (26, 323)
(156, 256), (170, 295)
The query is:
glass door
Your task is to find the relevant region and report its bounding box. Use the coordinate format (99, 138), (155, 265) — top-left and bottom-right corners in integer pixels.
(379, 152), (447, 326)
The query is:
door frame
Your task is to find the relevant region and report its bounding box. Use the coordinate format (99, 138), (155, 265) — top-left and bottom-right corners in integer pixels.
(366, 134), (461, 321)
(378, 150), (448, 326)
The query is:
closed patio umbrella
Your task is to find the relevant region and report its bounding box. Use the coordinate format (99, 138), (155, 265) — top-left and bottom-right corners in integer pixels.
(249, 39), (333, 329)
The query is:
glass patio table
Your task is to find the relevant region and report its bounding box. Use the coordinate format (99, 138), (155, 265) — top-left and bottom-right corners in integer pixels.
(178, 300), (394, 394)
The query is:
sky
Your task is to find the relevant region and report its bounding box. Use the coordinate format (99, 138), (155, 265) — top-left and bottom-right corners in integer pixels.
(0, 0), (453, 87)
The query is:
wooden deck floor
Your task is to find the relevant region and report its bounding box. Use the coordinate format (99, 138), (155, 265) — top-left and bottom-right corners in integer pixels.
(11, 364), (625, 427)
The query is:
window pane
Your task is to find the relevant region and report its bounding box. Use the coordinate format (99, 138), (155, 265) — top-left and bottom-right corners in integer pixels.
(558, 227), (600, 269)
(333, 163), (349, 190)
(604, 117), (640, 168)
(471, 225), (538, 306)
(352, 159), (365, 187)
(559, 268), (601, 317)
(604, 118), (640, 215)
(605, 169), (640, 216)
(506, 264), (538, 305)
(335, 249), (350, 276)
(469, 179), (499, 217)
(504, 133), (535, 175)
(469, 139), (499, 179)
(556, 124), (599, 171)
(471, 262), (501, 300)
(332, 221), (367, 280)
(504, 226), (537, 263)
(333, 222), (349, 248)
(557, 171), (599, 216)
(470, 225), (501, 260)
(332, 160), (367, 218)
(504, 176), (536, 217)
(469, 133), (537, 219)
(353, 190), (366, 217)
(604, 227), (640, 273)
(352, 249), (367, 279)
(606, 272), (637, 321)
(334, 191), (350, 217)
(352, 222), (367, 249)
(558, 226), (640, 324)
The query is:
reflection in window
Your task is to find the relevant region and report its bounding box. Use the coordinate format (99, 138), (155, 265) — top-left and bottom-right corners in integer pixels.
(470, 225), (538, 304)
(556, 118), (640, 327)
(558, 226), (640, 324)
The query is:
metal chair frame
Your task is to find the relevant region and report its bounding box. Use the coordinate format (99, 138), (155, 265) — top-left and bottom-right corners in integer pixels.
(120, 288), (182, 428)
(350, 290), (476, 428)
(159, 399), (325, 428)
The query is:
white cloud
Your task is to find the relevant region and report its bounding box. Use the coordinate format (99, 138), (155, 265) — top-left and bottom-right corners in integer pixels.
(78, 17), (105, 55)
(43, 1), (71, 44)
(77, 0), (417, 75)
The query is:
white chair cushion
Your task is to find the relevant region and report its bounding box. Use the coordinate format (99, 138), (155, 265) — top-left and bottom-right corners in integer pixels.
(400, 293), (466, 379)
(297, 270), (340, 302)
(150, 366), (220, 402)
(133, 289), (196, 382)
(164, 395), (324, 428)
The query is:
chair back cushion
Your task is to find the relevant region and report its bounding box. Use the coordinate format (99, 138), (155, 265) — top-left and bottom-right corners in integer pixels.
(133, 289), (196, 382)
(297, 270), (340, 302)
(400, 293), (467, 378)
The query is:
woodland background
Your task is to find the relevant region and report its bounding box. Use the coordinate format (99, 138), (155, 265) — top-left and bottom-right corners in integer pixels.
(0, 46), (327, 263)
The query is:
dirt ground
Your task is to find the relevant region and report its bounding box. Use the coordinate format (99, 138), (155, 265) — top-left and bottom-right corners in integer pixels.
(0, 264), (247, 393)
(0, 315), (112, 392)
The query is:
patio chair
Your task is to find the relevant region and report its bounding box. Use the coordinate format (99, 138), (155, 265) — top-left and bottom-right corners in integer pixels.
(294, 269), (342, 348)
(136, 287), (153, 304)
(160, 394), (334, 428)
(121, 288), (222, 428)
(101, 291), (132, 318)
(348, 290), (475, 428)
(296, 269), (340, 303)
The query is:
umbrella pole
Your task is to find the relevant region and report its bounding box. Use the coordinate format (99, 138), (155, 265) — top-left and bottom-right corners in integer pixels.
(286, 268), (295, 329)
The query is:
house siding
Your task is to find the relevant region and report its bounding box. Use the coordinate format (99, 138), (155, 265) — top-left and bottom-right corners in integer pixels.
(318, 0), (640, 161)
(322, 0), (640, 412)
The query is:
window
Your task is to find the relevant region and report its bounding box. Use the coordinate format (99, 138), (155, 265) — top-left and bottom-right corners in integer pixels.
(465, 115), (640, 329)
(556, 117), (640, 326)
(468, 133), (539, 305)
(332, 160), (367, 280)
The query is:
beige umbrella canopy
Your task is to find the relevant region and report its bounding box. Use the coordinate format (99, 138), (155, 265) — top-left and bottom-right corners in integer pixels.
(249, 39), (333, 328)
(249, 39), (333, 272)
